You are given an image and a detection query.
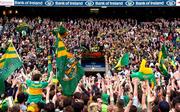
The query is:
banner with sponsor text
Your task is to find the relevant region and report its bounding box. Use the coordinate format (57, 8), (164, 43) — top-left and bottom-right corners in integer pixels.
(0, 0), (179, 7)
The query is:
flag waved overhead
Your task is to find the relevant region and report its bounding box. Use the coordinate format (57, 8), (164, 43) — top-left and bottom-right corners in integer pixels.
(54, 27), (84, 96)
(0, 42), (23, 94)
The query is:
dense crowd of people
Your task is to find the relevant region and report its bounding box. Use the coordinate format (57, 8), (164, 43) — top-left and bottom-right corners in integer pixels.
(0, 16), (179, 112)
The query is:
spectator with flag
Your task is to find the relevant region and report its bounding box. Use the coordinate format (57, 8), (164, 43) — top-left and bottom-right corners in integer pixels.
(23, 70), (54, 104)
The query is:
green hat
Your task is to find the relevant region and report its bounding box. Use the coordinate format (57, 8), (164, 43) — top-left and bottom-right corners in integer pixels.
(101, 93), (109, 105)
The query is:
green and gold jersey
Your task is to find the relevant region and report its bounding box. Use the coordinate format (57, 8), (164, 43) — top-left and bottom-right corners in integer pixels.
(26, 80), (48, 104)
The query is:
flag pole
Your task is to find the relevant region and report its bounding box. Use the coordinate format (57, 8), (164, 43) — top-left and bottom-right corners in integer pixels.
(53, 39), (58, 96)
(10, 41), (28, 75)
(55, 62), (57, 94)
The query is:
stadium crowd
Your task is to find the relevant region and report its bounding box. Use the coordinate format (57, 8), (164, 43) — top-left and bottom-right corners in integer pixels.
(0, 17), (180, 112)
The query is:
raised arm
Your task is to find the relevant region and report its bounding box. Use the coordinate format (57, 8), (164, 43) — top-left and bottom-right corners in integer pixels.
(166, 80), (171, 103)
(46, 85), (51, 103)
(109, 81), (114, 105)
(132, 78), (139, 97)
(147, 85), (155, 112)
(21, 69), (28, 81)
(47, 71), (54, 83)
(141, 81), (147, 110)
(132, 78), (139, 107)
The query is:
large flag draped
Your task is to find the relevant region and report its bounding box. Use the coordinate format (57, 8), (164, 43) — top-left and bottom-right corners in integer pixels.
(55, 33), (84, 96)
(0, 43), (23, 94)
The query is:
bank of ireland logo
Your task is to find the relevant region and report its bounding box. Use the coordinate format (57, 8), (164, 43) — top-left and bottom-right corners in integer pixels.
(166, 0), (175, 6)
(45, 0), (54, 6)
(85, 0), (94, 6)
(125, 0), (134, 6)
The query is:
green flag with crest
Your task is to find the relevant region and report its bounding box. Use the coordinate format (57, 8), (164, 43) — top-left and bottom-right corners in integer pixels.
(54, 27), (84, 96)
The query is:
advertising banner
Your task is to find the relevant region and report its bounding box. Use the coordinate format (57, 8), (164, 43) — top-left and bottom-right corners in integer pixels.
(176, 0), (180, 6)
(7, 0), (178, 7)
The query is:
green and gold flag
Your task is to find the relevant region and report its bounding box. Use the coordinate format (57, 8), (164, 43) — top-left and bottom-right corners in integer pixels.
(159, 59), (168, 76)
(121, 53), (129, 66)
(114, 53), (129, 70)
(158, 51), (162, 64)
(55, 28), (84, 96)
(114, 57), (121, 69)
(169, 56), (176, 69)
(161, 44), (168, 59)
(0, 43), (23, 94)
(158, 44), (169, 76)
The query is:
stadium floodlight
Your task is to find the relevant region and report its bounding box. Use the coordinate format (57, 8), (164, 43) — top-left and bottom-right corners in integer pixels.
(9, 10), (12, 14)
(3, 11), (5, 15)
(15, 10), (18, 14)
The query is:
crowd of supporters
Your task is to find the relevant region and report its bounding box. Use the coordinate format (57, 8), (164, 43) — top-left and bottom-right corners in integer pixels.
(0, 17), (179, 112)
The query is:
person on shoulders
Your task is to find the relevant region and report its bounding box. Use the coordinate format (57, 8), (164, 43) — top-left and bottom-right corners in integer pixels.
(23, 70), (54, 104)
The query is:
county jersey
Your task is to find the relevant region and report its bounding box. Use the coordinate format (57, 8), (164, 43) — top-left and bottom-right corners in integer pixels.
(26, 80), (48, 103)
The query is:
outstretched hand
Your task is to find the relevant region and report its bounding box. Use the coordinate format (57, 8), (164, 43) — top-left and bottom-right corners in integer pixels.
(142, 81), (148, 94)
(132, 78), (139, 86)
(147, 84), (156, 103)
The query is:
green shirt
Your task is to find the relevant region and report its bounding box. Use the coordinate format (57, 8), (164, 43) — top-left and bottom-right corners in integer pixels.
(26, 80), (48, 104)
